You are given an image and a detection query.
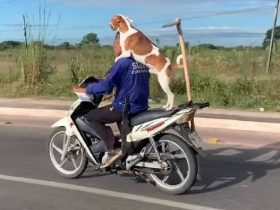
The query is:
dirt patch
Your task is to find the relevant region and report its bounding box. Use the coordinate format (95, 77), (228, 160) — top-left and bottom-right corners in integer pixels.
(0, 60), (13, 72)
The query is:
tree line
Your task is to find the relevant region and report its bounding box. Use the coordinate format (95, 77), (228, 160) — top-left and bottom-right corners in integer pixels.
(0, 33), (100, 50)
(0, 26), (279, 50)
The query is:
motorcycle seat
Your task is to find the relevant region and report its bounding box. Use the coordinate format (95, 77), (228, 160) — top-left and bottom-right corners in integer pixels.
(130, 108), (179, 127)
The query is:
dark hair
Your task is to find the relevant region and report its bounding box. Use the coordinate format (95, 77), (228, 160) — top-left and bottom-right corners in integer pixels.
(115, 32), (120, 42)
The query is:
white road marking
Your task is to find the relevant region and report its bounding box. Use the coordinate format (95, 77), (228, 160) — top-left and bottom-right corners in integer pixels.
(0, 174), (221, 210)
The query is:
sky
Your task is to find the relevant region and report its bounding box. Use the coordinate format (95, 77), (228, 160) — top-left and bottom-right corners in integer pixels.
(0, 0), (278, 46)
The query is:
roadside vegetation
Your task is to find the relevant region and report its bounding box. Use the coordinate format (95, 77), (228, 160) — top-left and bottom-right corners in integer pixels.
(0, 29), (280, 111)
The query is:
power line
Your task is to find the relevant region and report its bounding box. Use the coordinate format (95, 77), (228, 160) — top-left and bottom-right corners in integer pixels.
(0, 0), (29, 5)
(0, 24), (22, 27)
(136, 6), (274, 26)
(0, 5), (276, 36)
(185, 6), (273, 21)
(0, 29), (21, 32)
(0, 6), (275, 29)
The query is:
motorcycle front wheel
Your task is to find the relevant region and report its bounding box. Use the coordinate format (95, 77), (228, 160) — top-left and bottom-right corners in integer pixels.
(49, 127), (88, 178)
(146, 133), (197, 194)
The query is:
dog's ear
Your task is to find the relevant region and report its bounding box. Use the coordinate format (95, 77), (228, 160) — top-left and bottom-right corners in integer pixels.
(116, 15), (123, 24)
(116, 15), (133, 24)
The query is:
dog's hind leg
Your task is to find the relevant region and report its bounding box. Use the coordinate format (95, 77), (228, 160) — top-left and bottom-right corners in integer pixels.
(157, 69), (174, 110)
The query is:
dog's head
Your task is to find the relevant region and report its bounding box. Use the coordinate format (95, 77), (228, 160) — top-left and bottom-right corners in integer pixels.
(110, 15), (132, 31)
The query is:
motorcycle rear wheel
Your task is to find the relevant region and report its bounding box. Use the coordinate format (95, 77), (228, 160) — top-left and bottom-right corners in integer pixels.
(49, 127), (88, 178)
(146, 133), (197, 194)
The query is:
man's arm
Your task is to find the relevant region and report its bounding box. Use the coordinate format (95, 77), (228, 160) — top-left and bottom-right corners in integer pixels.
(73, 86), (86, 93)
(72, 59), (124, 95)
(85, 61), (122, 96)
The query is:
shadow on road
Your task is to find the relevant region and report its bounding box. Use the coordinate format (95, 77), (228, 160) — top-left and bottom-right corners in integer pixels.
(190, 142), (280, 194)
(69, 142), (280, 195)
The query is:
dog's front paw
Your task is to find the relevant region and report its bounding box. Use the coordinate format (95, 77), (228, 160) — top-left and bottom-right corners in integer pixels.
(162, 104), (172, 111)
(165, 106), (173, 111)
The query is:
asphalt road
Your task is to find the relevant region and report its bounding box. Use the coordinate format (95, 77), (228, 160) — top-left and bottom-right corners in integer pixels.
(0, 118), (280, 210)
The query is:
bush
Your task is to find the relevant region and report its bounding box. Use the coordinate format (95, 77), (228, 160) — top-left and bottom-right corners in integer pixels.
(67, 47), (115, 85)
(17, 43), (53, 90)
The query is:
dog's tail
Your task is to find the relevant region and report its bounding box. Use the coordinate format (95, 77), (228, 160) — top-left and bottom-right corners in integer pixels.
(170, 54), (184, 70)
(176, 54), (183, 65)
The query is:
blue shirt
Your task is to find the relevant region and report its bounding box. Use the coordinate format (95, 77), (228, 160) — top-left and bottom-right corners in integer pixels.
(86, 57), (150, 114)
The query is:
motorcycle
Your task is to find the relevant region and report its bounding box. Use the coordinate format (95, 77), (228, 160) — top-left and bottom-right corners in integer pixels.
(48, 76), (209, 195)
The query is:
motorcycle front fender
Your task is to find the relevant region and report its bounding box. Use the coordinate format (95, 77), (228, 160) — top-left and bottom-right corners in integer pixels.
(51, 116), (99, 165)
(51, 117), (74, 136)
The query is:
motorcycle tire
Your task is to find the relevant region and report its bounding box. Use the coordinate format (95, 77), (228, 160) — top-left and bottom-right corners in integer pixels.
(146, 133), (197, 194)
(48, 127), (88, 178)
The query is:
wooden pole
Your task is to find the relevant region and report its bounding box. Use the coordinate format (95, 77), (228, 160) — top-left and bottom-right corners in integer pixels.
(266, 0), (279, 74)
(175, 18), (192, 102)
(163, 18), (192, 103)
(23, 15), (28, 48)
(163, 18), (195, 130)
(22, 15), (28, 83)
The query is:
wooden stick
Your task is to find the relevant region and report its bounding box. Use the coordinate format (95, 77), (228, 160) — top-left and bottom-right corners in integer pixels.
(164, 18), (192, 102)
(266, 0), (280, 74)
(175, 18), (192, 102)
(163, 18), (195, 130)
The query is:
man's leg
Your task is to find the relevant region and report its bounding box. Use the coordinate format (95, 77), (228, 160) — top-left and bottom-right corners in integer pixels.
(85, 105), (122, 151)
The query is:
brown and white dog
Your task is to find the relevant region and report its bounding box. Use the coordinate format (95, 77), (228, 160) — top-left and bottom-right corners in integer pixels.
(110, 14), (174, 110)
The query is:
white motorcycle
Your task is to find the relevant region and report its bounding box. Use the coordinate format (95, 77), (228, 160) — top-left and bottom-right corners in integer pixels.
(48, 76), (209, 194)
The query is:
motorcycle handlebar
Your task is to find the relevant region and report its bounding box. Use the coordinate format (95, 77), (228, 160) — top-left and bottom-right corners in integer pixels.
(196, 102), (210, 109)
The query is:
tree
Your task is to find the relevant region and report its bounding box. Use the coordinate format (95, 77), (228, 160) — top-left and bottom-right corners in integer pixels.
(57, 42), (72, 49)
(0, 41), (22, 50)
(263, 26), (280, 48)
(80, 33), (100, 47)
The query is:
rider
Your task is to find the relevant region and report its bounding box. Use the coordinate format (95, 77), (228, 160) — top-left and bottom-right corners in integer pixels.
(73, 32), (150, 169)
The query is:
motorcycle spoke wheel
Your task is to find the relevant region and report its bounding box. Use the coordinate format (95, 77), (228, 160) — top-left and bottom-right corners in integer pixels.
(147, 134), (197, 194)
(149, 140), (189, 186)
(49, 127), (88, 178)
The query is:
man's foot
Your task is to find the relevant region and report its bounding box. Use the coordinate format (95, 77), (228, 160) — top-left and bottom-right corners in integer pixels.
(100, 148), (122, 169)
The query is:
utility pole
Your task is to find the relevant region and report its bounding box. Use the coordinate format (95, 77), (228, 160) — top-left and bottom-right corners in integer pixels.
(23, 15), (28, 48)
(266, 0), (279, 74)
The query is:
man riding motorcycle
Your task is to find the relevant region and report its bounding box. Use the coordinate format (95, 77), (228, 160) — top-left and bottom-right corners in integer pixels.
(73, 32), (150, 169)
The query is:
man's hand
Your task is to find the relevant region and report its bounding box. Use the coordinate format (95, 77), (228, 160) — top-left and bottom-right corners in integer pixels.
(73, 86), (86, 93)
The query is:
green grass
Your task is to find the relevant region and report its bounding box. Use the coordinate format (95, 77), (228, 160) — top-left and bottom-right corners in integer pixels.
(0, 45), (280, 111)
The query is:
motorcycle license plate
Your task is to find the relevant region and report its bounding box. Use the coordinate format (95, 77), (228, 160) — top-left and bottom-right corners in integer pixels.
(188, 131), (204, 148)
